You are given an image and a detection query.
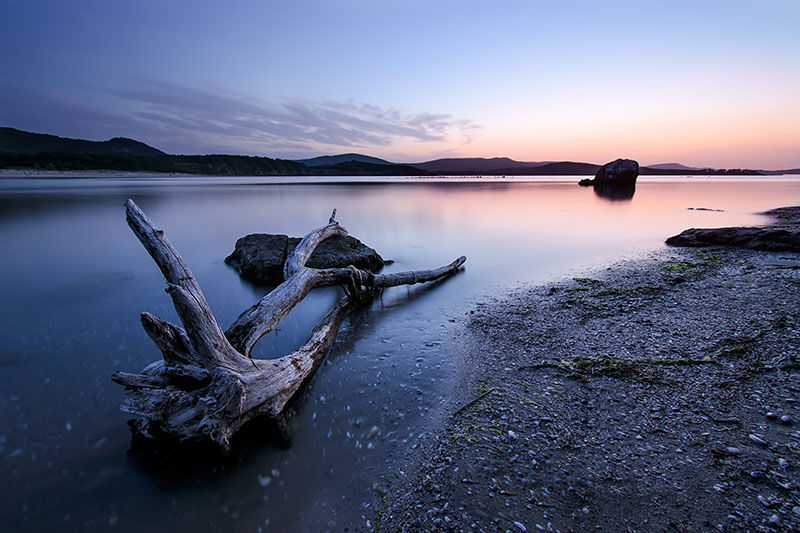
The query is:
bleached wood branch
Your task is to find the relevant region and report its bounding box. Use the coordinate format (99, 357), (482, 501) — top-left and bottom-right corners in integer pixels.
(112, 200), (465, 453)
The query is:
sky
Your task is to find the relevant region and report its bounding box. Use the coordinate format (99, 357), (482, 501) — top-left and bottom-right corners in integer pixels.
(1, 0), (798, 169)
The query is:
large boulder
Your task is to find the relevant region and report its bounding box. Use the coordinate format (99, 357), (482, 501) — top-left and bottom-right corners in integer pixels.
(594, 158), (639, 184)
(225, 233), (386, 284)
(579, 158), (639, 187)
(666, 227), (800, 252)
(666, 206), (800, 251)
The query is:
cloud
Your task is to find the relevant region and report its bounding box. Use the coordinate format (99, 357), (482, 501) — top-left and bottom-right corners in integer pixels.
(119, 82), (480, 158)
(0, 79), (138, 139)
(0, 79), (479, 159)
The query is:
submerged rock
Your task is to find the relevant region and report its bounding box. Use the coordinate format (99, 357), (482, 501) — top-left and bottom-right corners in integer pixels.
(225, 233), (386, 284)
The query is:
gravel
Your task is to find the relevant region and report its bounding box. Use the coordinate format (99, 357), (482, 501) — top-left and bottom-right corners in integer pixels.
(382, 211), (800, 532)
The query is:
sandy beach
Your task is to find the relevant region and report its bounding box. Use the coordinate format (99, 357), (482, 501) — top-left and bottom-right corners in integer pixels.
(384, 208), (800, 532)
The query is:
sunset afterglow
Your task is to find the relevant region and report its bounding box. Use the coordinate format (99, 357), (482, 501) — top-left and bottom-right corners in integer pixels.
(1, 0), (798, 169)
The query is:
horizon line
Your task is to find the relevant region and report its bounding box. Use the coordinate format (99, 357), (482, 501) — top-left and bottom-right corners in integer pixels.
(2, 125), (797, 172)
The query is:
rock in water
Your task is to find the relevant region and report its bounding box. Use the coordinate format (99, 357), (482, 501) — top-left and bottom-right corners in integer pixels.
(225, 233), (386, 284)
(594, 158), (639, 185)
(225, 234), (289, 282)
(667, 205), (800, 250)
(666, 226), (800, 252)
(578, 159), (639, 198)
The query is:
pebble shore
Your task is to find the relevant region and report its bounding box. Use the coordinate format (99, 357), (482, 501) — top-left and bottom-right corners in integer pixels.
(383, 208), (800, 532)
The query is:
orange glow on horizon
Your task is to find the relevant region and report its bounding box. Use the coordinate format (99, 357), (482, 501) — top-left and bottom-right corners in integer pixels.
(385, 111), (799, 170)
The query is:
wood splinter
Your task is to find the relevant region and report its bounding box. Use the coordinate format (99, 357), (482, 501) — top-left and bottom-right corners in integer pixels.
(112, 199), (466, 453)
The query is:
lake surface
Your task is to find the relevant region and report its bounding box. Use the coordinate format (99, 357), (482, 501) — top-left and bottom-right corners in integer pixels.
(1, 175), (799, 531)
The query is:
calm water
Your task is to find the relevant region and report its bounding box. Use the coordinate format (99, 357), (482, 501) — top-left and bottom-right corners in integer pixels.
(1, 176), (799, 531)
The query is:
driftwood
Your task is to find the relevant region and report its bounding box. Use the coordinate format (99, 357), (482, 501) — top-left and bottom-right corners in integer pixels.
(112, 200), (465, 452)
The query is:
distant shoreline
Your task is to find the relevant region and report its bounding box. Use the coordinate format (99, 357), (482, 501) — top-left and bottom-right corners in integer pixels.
(0, 169), (196, 178)
(2, 169), (799, 180)
(3, 127), (798, 177)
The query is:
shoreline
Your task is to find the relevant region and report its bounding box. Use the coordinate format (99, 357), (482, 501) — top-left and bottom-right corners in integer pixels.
(0, 169), (196, 178)
(384, 208), (800, 531)
(2, 169), (799, 180)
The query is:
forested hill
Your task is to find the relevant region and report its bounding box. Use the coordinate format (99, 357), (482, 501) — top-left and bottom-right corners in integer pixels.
(296, 153), (395, 167)
(0, 127), (165, 156)
(0, 128), (411, 176)
(1, 127), (787, 176)
(0, 150), (311, 175)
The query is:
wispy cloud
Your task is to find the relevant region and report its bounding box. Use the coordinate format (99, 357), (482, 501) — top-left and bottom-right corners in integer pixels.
(0, 79), (480, 159)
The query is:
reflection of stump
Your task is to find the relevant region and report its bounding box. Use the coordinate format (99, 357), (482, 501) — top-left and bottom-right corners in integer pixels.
(112, 200), (465, 453)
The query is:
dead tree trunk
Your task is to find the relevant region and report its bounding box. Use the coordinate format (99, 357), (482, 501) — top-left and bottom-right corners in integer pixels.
(112, 200), (465, 452)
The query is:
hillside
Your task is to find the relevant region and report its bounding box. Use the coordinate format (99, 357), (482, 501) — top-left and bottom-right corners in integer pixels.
(497, 161), (600, 175)
(639, 167), (762, 176)
(311, 161), (427, 176)
(410, 157), (547, 173)
(1, 127), (790, 176)
(0, 127), (313, 175)
(0, 129), (424, 176)
(761, 168), (800, 176)
(0, 151), (310, 175)
(647, 162), (702, 171)
(0, 127), (165, 156)
(297, 153), (394, 167)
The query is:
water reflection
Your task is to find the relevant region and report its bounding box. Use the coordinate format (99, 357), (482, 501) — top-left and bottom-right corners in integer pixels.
(1, 176), (798, 532)
(593, 181), (637, 201)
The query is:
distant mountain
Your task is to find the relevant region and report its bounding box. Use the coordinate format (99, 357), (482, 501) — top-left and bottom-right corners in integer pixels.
(640, 166), (763, 175)
(760, 168), (800, 176)
(0, 151), (310, 175)
(410, 157), (548, 173)
(0, 127), (309, 175)
(2, 127), (790, 176)
(309, 161), (427, 176)
(0, 128), (423, 176)
(0, 127), (165, 156)
(297, 153), (395, 167)
(507, 161), (600, 175)
(412, 157), (772, 176)
(411, 159), (596, 175)
(647, 162), (703, 171)
(640, 162), (795, 175)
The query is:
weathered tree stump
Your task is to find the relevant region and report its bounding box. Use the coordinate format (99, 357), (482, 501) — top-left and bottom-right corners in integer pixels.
(112, 200), (465, 453)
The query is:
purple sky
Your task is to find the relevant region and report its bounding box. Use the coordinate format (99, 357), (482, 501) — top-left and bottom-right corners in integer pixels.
(1, 0), (798, 168)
